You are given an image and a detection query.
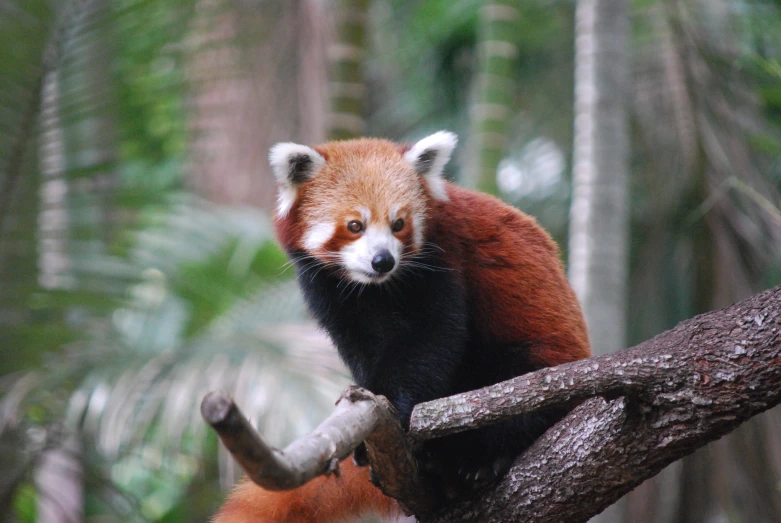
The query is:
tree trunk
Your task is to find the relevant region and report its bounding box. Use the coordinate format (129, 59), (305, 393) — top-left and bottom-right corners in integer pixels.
(568, 0), (630, 357)
(327, 0), (369, 140)
(35, 437), (83, 523)
(568, 0), (630, 521)
(59, 0), (119, 251)
(187, 0), (328, 209)
(464, 1), (520, 193)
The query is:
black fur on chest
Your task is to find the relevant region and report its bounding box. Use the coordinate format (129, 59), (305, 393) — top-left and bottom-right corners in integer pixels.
(289, 249), (568, 498)
(291, 250), (468, 422)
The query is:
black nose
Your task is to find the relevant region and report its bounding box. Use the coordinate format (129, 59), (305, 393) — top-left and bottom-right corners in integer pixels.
(371, 249), (396, 274)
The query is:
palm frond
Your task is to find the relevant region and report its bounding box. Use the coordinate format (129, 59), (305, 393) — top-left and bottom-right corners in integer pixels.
(1, 198), (347, 518)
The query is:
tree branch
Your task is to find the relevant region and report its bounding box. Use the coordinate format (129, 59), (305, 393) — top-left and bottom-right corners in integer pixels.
(202, 387), (382, 490)
(201, 387), (439, 514)
(411, 284), (780, 441)
(203, 284), (781, 522)
(424, 284), (781, 522)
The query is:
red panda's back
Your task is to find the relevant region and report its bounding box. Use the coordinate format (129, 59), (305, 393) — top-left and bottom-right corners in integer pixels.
(431, 183), (591, 367)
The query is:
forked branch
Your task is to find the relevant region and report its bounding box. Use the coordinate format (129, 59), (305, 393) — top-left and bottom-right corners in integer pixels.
(201, 387), (439, 514)
(203, 284), (781, 522)
(202, 387), (384, 490)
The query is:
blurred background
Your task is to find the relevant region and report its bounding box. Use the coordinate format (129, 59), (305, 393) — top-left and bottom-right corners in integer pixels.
(0, 0), (780, 521)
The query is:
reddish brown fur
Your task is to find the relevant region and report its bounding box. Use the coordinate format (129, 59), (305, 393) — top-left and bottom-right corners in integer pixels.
(275, 139), (430, 257)
(225, 137), (590, 522)
(213, 459), (400, 523)
(276, 138), (589, 365)
(428, 184), (590, 366)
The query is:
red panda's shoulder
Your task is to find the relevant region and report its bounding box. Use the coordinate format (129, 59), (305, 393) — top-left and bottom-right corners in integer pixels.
(432, 183), (559, 256)
(431, 182), (591, 365)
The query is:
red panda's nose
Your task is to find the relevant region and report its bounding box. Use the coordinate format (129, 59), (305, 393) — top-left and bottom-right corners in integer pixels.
(371, 249), (396, 274)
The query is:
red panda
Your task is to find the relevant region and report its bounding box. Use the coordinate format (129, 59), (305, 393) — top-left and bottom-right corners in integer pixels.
(214, 132), (590, 522)
(214, 459), (402, 523)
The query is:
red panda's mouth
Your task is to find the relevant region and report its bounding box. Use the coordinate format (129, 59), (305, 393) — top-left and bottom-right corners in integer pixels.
(349, 269), (394, 284)
(358, 270), (385, 280)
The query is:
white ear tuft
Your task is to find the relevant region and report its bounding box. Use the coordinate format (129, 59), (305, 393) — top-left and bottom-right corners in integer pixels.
(269, 143), (325, 217)
(404, 131), (457, 201)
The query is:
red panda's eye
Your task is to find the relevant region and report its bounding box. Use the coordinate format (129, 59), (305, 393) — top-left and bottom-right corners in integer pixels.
(392, 219), (405, 232)
(347, 220), (364, 234)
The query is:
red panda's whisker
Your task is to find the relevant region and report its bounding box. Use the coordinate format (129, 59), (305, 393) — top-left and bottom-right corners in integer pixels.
(404, 260), (448, 269)
(308, 263), (338, 281)
(410, 249), (448, 260)
(296, 259), (339, 280)
(401, 260), (451, 273)
(356, 282), (368, 298)
(278, 254), (309, 271)
(420, 241), (446, 253)
(337, 279), (363, 302)
(383, 277), (404, 303)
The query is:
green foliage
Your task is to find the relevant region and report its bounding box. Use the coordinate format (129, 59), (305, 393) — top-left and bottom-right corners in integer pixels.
(1, 200), (347, 520)
(0, 1), (342, 520)
(1, 0), (780, 521)
(12, 483), (37, 523)
(369, 0), (479, 136)
(112, 0), (196, 170)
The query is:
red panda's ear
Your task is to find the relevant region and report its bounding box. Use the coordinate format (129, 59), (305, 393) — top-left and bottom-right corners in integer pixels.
(403, 131), (457, 201)
(269, 143), (325, 217)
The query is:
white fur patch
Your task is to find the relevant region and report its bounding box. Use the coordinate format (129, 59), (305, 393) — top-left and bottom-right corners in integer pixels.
(276, 188), (298, 218)
(340, 226), (403, 284)
(269, 142), (325, 217)
(404, 131), (457, 201)
(303, 221), (335, 251)
(412, 211), (425, 248)
(357, 206), (371, 222)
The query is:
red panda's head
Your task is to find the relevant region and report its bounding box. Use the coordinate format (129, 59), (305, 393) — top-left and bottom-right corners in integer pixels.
(270, 131), (457, 284)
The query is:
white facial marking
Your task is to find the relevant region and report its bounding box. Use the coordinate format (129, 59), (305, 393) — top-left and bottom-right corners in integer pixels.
(303, 221), (335, 251)
(277, 188), (298, 218)
(340, 225), (403, 284)
(357, 206), (371, 222)
(412, 211), (425, 248)
(404, 131), (458, 201)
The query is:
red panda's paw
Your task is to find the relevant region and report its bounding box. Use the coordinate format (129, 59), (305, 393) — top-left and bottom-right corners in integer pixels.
(457, 454), (513, 492)
(420, 453), (514, 501)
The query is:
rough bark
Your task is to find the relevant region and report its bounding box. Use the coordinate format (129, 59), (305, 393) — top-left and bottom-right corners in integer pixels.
(361, 392), (440, 516)
(426, 287), (781, 522)
(409, 284), (773, 439)
(204, 284), (781, 522)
